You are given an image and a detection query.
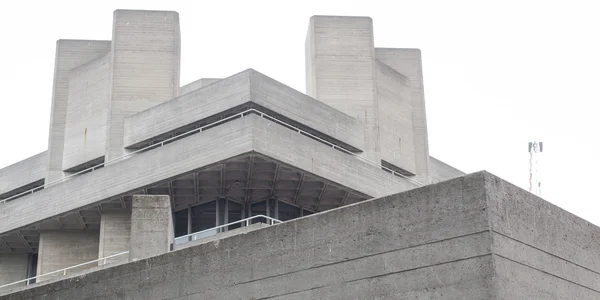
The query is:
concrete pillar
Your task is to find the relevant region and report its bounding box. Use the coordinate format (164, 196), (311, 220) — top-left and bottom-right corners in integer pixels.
(129, 195), (173, 261)
(36, 231), (99, 282)
(375, 48), (431, 183)
(105, 10), (181, 160)
(305, 16), (381, 163)
(46, 40), (111, 182)
(0, 254), (29, 287)
(98, 212), (131, 265)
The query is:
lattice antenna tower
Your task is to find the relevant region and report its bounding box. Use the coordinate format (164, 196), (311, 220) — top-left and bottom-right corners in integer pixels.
(528, 141), (543, 196)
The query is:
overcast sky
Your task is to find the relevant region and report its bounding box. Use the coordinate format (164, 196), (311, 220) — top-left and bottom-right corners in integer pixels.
(0, 0), (598, 225)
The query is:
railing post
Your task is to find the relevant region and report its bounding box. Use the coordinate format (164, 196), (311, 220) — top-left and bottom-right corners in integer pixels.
(63, 270), (66, 276)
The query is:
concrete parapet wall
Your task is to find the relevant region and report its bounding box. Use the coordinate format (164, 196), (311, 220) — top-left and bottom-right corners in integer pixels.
(3, 172), (598, 299)
(429, 156), (465, 183)
(179, 78), (222, 95)
(123, 69), (364, 152)
(0, 152), (47, 198)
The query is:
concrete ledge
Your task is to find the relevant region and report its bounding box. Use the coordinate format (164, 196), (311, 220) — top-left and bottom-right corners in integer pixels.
(0, 114), (413, 236)
(123, 69), (364, 152)
(0, 151), (47, 199)
(429, 156), (465, 183)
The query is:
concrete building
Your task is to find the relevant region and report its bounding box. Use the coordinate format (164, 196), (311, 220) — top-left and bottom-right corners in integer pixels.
(0, 9), (597, 299)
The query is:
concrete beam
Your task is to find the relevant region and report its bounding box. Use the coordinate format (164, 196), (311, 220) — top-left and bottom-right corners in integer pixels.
(129, 195), (172, 261)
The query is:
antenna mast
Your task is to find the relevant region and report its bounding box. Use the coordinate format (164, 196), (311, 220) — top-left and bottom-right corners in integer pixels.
(528, 141), (543, 196)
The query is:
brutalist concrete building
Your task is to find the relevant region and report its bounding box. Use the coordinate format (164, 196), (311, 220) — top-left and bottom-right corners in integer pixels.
(0, 10), (598, 300)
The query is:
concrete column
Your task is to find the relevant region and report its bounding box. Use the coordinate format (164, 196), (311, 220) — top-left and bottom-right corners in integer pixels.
(375, 48), (431, 183)
(129, 195), (173, 261)
(105, 10), (181, 160)
(98, 212), (131, 265)
(46, 40), (111, 182)
(0, 254), (29, 287)
(36, 231), (99, 282)
(305, 16), (381, 163)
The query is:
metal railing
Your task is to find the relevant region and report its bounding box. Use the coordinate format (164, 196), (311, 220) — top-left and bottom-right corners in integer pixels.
(174, 214), (282, 246)
(1, 108), (424, 204)
(0, 251), (129, 291)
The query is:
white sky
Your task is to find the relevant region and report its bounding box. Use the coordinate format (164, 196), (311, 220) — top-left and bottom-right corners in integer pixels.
(0, 0), (598, 225)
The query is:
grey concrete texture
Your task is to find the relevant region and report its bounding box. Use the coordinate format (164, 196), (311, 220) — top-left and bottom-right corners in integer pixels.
(179, 78), (222, 95)
(0, 114), (415, 238)
(129, 195), (172, 261)
(62, 54), (111, 171)
(105, 10), (181, 161)
(4, 171), (598, 299)
(173, 223), (269, 251)
(0, 254), (28, 286)
(36, 230), (99, 282)
(375, 60), (417, 175)
(429, 156), (466, 183)
(0, 172), (600, 300)
(123, 69), (364, 152)
(98, 212), (131, 265)
(45, 40), (111, 182)
(0, 152), (47, 198)
(375, 48), (431, 183)
(306, 16), (381, 163)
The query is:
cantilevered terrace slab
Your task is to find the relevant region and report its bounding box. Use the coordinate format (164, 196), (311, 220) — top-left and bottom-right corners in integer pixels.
(0, 152), (47, 200)
(0, 114), (416, 245)
(123, 69), (364, 152)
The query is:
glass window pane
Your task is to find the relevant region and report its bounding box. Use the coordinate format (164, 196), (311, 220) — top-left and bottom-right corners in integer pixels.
(174, 209), (189, 237)
(278, 201), (301, 221)
(191, 201), (217, 239)
(227, 200), (243, 230)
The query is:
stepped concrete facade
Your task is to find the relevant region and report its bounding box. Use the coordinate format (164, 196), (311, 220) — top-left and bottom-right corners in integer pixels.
(1, 9), (597, 299)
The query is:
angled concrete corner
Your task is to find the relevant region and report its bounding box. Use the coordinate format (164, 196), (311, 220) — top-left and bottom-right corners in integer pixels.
(3, 171), (599, 299)
(179, 78), (222, 95)
(129, 195), (172, 261)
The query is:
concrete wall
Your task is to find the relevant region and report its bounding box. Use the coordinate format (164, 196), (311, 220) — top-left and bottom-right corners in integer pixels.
(306, 16), (380, 162)
(129, 195), (172, 261)
(375, 48), (430, 183)
(0, 152), (46, 198)
(0, 254), (28, 286)
(1, 172), (497, 299)
(375, 60), (416, 175)
(429, 156), (465, 183)
(5, 172), (600, 299)
(62, 54), (110, 171)
(46, 40), (111, 182)
(105, 10), (181, 160)
(485, 174), (600, 299)
(123, 69), (364, 152)
(179, 78), (221, 95)
(98, 212), (130, 265)
(36, 231), (99, 281)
